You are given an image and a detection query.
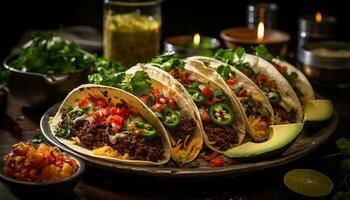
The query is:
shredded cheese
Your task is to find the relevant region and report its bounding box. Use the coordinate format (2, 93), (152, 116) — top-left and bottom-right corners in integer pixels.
(71, 137), (81, 145)
(172, 138), (202, 161)
(92, 146), (119, 158)
(248, 116), (268, 139)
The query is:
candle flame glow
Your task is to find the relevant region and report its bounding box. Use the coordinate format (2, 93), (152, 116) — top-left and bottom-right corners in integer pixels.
(316, 11), (322, 23)
(257, 22), (264, 41)
(193, 33), (200, 46)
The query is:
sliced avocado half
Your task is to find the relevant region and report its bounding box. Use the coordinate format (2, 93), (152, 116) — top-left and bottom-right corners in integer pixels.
(304, 99), (333, 121)
(224, 123), (304, 158)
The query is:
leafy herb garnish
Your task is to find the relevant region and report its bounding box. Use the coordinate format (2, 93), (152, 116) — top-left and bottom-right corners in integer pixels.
(150, 52), (185, 72)
(88, 61), (151, 97)
(253, 44), (273, 62)
(214, 48), (256, 78)
(130, 71), (151, 96)
(32, 130), (44, 143)
(10, 32), (96, 75)
(216, 65), (235, 81)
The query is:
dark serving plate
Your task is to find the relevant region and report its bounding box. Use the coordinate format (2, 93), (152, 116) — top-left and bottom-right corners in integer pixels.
(40, 103), (338, 178)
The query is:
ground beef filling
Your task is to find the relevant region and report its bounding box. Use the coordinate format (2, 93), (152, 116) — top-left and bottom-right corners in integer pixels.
(273, 106), (295, 124)
(203, 123), (238, 151)
(58, 110), (164, 162)
(169, 117), (196, 143)
(111, 135), (164, 162)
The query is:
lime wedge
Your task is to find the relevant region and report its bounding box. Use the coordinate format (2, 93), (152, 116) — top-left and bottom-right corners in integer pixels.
(284, 169), (333, 197)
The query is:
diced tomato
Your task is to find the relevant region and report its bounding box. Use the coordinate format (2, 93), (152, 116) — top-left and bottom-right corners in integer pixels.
(184, 73), (192, 80)
(97, 108), (108, 117)
(112, 115), (124, 126)
(152, 88), (161, 97)
(159, 97), (168, 104)
(167, 98), (177, 109)
(111, 122), (122, 131)
(152, 103), (165, 112)
(105, 116), (112, 125)
(94, 115), (104, 125)
(199, 108), (211, 123)
(3, 166), (14, 176)
(139, 96), (149, 104)
(117, 107), (130, 117)
(21, 168), (31, 180)
(55, 156), (75, 166)
(210, 156), (225, 167)
(96, 100), (107, 108)
(110, 107), (117, 115)
(256, 75), (267, 86)
(209, 97), (221, 105)
(79, 98), (89, 107)
(170, 69), (180, 77)
(238, 90), (247, 97)
(226, 78), (237, 86)
(202, 87), (212, 99)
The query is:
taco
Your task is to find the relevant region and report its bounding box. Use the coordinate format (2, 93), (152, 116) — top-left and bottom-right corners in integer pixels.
(254, 44), (315, 108)
(50, 84), (172, 165)
(125, 65), (204, 163)
(150, 54), (246, 153)
(187, 56), (274, 142)
(214, 48), (303, 124)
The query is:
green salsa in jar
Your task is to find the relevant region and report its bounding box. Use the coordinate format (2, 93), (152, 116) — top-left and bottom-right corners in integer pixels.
(103, 1), (161, 67)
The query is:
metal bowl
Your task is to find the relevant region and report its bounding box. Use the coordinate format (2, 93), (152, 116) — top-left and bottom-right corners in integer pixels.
(3, 54), (91, 108)
(298, 41), (350, 88)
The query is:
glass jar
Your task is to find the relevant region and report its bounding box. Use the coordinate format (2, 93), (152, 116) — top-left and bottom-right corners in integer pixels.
(103, 0), (161, 67)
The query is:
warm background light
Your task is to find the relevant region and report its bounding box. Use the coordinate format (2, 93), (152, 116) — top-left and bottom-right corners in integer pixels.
(193, 33), (200, 46)
(257, 22), (265, 41)
(316, 11), (322, 23)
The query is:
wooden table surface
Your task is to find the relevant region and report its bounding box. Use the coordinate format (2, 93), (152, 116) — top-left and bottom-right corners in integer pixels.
(1, 85), (349, 200)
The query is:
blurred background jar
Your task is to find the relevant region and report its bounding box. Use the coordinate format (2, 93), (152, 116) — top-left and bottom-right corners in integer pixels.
(103, 0), (161, 67)
(246, 2), (279, 29)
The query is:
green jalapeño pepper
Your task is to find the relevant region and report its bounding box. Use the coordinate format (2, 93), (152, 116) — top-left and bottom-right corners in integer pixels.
(161, 107), (181, 129)
(268, 91), (281, 105)
(133, 121), (157, 139)
(187, 88), (205, 105)
(208, 103), (234, 126)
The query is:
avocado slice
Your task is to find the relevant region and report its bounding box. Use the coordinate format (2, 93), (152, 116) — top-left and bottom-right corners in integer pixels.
(224, 123), (304, 158)
(304, 99), (333, 121)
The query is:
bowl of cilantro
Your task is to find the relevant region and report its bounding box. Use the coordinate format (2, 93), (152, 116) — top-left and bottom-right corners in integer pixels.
(3, 32), (97, 108)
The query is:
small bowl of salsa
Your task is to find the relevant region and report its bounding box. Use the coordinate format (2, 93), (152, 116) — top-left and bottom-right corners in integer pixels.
(0, 142), (85, 197)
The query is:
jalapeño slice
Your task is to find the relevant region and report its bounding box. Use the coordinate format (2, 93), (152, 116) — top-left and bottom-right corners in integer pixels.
(187, 88), (205, 105)
(208, 103), (235, 126)
(162, 107), (181, 129)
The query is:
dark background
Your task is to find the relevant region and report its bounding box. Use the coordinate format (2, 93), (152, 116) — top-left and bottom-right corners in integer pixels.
(0, 0), (349, 61)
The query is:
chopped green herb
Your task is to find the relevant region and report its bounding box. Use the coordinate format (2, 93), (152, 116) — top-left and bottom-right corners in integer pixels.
(32, 131), (44, 143)
(130, 71), (151, 96)
(212, 88), (223, 97)
(253, 44), (273, 62)
(187, 161), (200, 168)
(10, 32), (96, 75)
(150, 52), (185, 72)
(217, 65), (235, 81)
